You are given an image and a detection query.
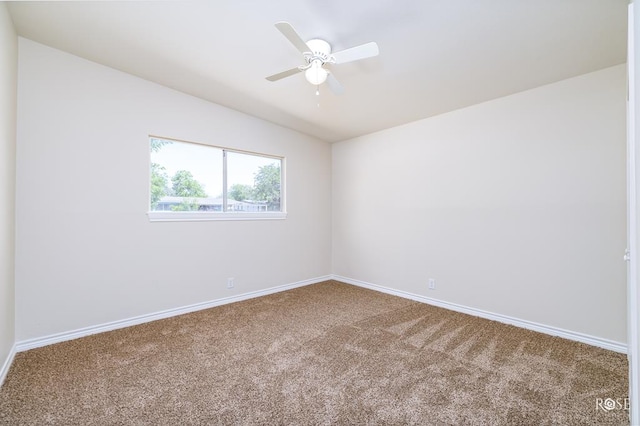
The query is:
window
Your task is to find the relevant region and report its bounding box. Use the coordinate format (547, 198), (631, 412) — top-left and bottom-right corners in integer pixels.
(148, 137), (285, 221)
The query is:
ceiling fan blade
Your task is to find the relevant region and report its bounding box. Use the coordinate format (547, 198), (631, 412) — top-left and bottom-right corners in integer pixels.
(266, 67), (302, 82)
(332, 42), (379, 64)
(275, 21), (310, 54)
(326, 73), (345, 95)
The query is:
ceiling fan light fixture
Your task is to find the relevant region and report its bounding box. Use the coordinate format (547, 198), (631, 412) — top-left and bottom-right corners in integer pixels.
(305, 60), (328, 85)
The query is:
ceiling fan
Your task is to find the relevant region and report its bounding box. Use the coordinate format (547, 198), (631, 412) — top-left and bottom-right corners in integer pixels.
(266, 21), (379, 95)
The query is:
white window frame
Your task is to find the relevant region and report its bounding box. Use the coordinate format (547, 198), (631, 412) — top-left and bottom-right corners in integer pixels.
(147, 136), (286, 222)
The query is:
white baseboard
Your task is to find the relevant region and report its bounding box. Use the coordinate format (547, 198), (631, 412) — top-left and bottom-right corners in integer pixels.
(0, 343), (17, 389)
(15, 275), (332, 353)
(333, 275), (627, 354)
(14, 274), (626, 355)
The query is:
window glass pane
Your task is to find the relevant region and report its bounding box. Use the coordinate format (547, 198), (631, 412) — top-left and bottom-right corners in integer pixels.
(150, 138), (223, 211)
(226, 151), (282, 212)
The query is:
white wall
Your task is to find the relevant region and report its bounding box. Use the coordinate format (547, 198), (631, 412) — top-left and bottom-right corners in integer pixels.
(0, 3), (17, 379)
(15, 38), (332, 342)
(333, 65), (627, 343)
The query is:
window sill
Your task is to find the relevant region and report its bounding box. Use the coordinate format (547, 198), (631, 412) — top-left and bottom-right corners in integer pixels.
(147, 211), (287, 222)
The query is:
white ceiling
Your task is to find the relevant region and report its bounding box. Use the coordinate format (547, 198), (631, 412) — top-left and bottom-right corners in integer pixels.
(6, 0), (629, 143)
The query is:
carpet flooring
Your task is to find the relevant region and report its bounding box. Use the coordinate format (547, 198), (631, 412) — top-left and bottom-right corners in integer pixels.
(0, 280), (629, 425)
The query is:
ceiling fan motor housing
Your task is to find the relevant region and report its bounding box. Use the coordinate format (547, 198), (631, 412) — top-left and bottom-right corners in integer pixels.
(305, 39), (332, 63)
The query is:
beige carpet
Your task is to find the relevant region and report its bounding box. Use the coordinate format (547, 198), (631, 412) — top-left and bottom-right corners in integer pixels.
(0, 280), (629, 425)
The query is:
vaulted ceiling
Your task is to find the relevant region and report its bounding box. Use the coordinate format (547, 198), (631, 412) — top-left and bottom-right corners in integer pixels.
(6, 0), (628, 143)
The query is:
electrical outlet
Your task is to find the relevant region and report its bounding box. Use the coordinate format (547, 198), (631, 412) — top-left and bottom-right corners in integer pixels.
(227, 277), (235, 289)
(428, 278), (436, 290)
